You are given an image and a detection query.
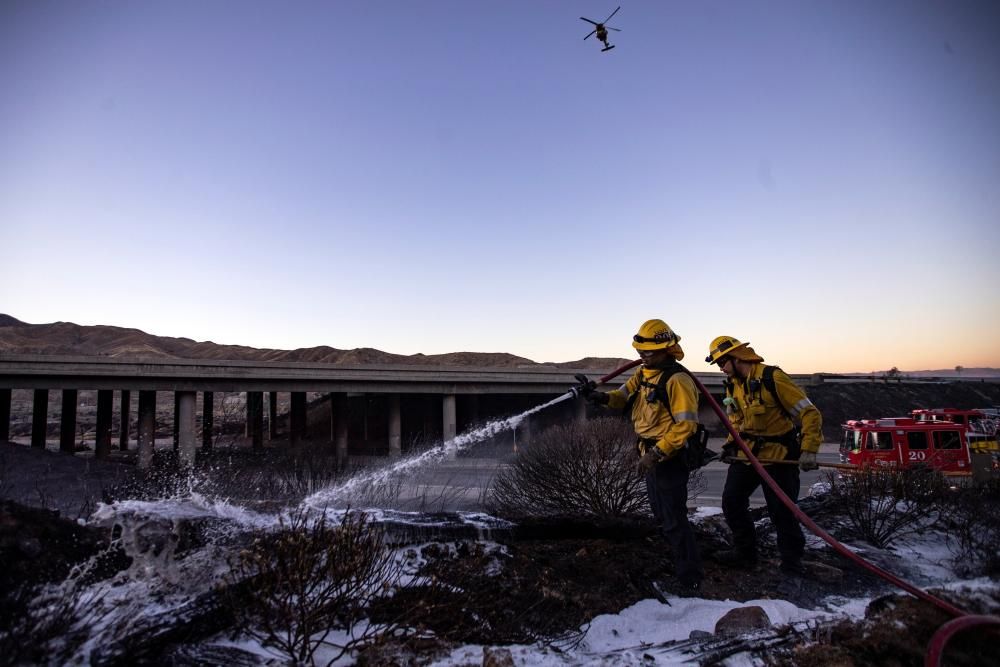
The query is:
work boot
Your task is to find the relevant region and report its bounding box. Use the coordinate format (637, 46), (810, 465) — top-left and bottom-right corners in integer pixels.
(714, 548), (757, 568)
(776, 575), (803, 598)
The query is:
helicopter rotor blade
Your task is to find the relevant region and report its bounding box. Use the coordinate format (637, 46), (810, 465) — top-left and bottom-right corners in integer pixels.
(580, 17), (599, 25)
(603, 6), (621, 23)
(607, 27), (621, 32)
(583, 29), (596, 40)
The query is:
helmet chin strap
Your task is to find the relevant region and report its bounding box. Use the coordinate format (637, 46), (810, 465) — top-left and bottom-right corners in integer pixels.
(729, 361), (748, 381)
(642, 350), (675, 370)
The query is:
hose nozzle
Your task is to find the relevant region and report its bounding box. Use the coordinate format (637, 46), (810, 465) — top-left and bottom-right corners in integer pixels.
(570, 373), (597, 399)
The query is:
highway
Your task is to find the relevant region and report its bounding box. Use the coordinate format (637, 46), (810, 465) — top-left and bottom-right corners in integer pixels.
(384, 439), (845, 511)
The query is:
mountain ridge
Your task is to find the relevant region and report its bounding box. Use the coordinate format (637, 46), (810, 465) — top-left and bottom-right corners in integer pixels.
(0, 314), (630, 370)
(3, 315), (997, 375)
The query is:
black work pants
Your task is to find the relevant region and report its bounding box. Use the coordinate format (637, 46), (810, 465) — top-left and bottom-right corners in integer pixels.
(645, 455), (702, 583)
(721, 461), (805, 564)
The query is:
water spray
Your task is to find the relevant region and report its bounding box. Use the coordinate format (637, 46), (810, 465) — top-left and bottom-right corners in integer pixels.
(305, 359), (643, 509)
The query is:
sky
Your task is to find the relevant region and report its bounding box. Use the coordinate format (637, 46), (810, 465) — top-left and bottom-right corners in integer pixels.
(2, 1), (999, 374)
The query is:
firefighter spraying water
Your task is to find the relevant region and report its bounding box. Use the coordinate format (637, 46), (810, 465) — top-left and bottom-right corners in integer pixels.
(574, 319), (712, 592)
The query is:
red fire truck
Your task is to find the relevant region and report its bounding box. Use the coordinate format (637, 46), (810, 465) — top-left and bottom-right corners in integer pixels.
(910, 408), (1000, 453)
(839, 417), (975, 477)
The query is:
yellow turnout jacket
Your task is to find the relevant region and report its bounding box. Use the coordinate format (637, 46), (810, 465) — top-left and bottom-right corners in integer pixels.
(606, 365), (699, 459)
(725, 363), (822, 462)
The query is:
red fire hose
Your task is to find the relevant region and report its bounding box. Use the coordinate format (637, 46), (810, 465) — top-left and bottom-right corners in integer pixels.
(679, 370), (1000, 665)
(925, 615), (1000, 667)
(587, 360), (997, 662)
(596, 359), (642, 385)
(568, 359), (642, 399)
(683, 370), (966, 616)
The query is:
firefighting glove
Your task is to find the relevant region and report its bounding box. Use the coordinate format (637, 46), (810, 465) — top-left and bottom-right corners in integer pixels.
(636, 446), (664, 474)
(587, 391), (609, 406)
(573, 374), (597, 398)
(798, 451), (819, 471)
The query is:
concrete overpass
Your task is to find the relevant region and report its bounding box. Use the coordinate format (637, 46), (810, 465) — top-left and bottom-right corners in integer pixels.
(0, 354), (808, 469)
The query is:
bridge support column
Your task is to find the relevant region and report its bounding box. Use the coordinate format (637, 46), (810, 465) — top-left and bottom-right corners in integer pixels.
(328, 393), (336, 443)
(60, 389), (77, 453)
(96, 390), (113, 459)
(173, 393), (180, 451)
(177, 391), (196, 468)
(575, 398), (587, 423)
(442, 394), (456, 460)
(31, 389), (48, 448)
(202, 391), (213, 450)
(389, 394), (402, 459)
(0, 388), (10, 442)
(138, 390), (156, 469)
(290, 392), (307, 445)
(332, 393), (348, 467)
(119, 390), (131, 450)
(268, 392), (278, 440)
(247, 391), (263, 449)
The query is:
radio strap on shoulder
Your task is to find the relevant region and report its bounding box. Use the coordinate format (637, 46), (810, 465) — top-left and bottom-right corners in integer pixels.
(762, 365), (794, 421)
(622, 362), (684, 419)
(621, 363), (713, 471)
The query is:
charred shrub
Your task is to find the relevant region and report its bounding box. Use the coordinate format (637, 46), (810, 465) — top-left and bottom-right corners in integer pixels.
(0, 580), (109, 666)
(826, 466), (948, 548)
(938, 477), (1000, 576)
(209, 442), (344, 502)
(103, 443), (348, 506)
(486, 418), (647, 520)
(223, 509), (405, 665)
(371, 540), (586, 650)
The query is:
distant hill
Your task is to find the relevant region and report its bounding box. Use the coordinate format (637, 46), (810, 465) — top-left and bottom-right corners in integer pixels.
(0, 314), (630, 370)
(861, 368), (1000, 378)
(916, 369), (1000, 378)
(4, 315), (994, 377)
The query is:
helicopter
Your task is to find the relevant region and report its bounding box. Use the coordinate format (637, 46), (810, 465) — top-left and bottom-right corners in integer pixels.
(581, 6), (621, 52)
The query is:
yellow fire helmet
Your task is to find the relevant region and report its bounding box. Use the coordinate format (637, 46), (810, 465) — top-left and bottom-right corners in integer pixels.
(705, 335), (749, 364)
(631, 319), (681, 351)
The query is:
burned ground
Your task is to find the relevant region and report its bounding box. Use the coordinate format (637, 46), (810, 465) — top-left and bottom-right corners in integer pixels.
(5, 494), (996, 666)
(363, 507), (886, 654)
(776, 593), (1000, 667)
(342, 510), (1000, 666)
(3, 376), (1000, 666)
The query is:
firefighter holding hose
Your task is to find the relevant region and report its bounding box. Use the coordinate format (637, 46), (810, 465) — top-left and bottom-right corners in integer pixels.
(579, 319), (703, 592)
(705, 336), (822, 576)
